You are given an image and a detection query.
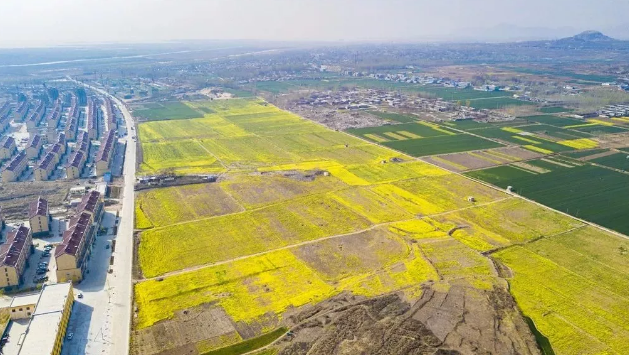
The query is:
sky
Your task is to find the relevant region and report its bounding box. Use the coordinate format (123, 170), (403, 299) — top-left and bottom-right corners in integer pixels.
(1, 0), (629, 47)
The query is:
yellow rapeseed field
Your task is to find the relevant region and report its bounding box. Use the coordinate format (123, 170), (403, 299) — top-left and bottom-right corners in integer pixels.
(134, 98), (628, 354)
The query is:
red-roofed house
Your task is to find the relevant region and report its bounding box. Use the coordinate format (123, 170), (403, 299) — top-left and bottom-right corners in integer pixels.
(0, 225), (33, 288)
(28, 197), (50, 237)
(0, 136), (17, 160)
(55, 212), (95, 282)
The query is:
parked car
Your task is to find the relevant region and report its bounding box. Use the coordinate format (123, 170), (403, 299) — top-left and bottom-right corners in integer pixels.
(105, 244), (110, 249)
(36, 269), (46, 275)
(42, 252), (50, 257)
(77, 293), (83, 299)
(66, 332), (73, 340)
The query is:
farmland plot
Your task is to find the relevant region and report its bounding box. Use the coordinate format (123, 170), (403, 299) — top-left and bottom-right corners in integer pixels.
(134, 98), (629, 355)
(467, 162), (629, 235)
(494, 227), (629, 355)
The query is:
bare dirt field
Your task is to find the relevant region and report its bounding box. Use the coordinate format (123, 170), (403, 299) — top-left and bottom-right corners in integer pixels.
(277, 285), (539, 355)
(0, 180), (74, 220)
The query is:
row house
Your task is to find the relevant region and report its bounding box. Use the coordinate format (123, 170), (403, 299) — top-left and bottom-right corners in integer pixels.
(68, 96), (78, 120)
(55, 191), (103, 282)
(46, 101), (62, 129)
(0, 136), (16, 160)
(87, 99), (99, 140)
(34, 152), (57, 181)
(28, 197), (51, 236)
(25, 101), (46, 132)
(65, 116), (78, 141)
(0, 102), (10, 117)
(0, 109), (10, 134)
(0, 225), (33, 288)
(103, 98), (117, 131)
(1, 151), (27, 182)
(56, 132), (67, 154)
(76, 130), (90, 153)
(13, 101), (29, 122)
(26, 134), (43, 159)
(95, 130), (115, 176)
(65, 150), (85, 179)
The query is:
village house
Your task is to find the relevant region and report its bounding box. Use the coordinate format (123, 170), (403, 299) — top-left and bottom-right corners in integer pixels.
(65, 150), (85, 179)
(13, 101), (29, 122)
(25, 134), (43, 159)
(28, 197), (50, 237)
(1, 151), (27, 182)
(34, 152), (56, 181)
(0, 136), (17, 160)
(95, 130), (115, 176)
(0, 225), (33, 288)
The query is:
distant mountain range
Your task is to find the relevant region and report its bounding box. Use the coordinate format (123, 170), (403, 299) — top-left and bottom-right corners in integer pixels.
(533, 30), (629, 50)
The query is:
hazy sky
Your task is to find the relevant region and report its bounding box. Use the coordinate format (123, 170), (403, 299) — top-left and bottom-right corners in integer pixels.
(1, 0), (629, 47)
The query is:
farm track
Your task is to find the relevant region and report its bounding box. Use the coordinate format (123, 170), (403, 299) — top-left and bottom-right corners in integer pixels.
(137, 197), (514, 282)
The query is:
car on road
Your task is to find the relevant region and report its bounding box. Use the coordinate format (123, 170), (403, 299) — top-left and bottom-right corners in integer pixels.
(66, 332), (73, 340)
(77, 293), (83, 299)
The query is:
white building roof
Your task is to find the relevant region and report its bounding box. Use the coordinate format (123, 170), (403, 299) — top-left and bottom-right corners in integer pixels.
(9, 293), (40, 308)
(18, 312), (63, 355)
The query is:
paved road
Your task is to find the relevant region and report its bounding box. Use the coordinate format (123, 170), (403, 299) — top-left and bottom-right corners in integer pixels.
(66, 79), (136, 355)
(103, 90), (136, 355)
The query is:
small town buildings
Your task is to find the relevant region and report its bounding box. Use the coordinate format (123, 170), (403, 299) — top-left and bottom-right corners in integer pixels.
(104, 97), (117, 131)
(28, 197), (50, 236)
(4, 282), (74, 355)
(1, 151), (27, 182)
(65, 150), (85, 179)
(0, 136), (17, 160)
(25, 134), (43, 159)
(0, 206), (4, 230)
(95, 130), (116, 176)
(0, 225), (33, 288)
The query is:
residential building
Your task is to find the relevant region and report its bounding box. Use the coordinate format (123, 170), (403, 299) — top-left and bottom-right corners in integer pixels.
(50, 143), (63, 164)
(104, 97), (117, 131)
(13, 101), (29, 122)
(25, 102), (46, 132)
(7, 292), (39, 320)
(77, 190), (104, 223)
(28, 197), (50, 236)
(0, 225), (33, 288)
(1, 151), (27, 182)
(95, 130), (115, 176)
(65, 150), (85, 179)
(0, 206), (4, 230)
(0, 136), (17, 160)
(76, 130), (90, 153)
(0, 109), (10, 134)
(34, 152), (56, 181)
(87, 99), (98, 140)
(65, 117), (77, 141)
(6, 282), (74, 355)
(55, 212), (95, 282)
(46, 101), (61, 129)
(25, 134), (43, 159)
(55, 191), (103, 282)
(56, 132), (66, 154)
